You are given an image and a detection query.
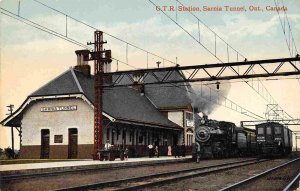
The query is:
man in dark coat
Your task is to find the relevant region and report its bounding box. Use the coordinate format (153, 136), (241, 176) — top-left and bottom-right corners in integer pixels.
(173, 145), (178, 158)
(181, 144), (186, 157)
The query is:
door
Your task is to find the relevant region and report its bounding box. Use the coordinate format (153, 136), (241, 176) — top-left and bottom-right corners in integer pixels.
(265, 126), (273, 143)
(68, 128), (78, 159)
(41, 129), (50, 159)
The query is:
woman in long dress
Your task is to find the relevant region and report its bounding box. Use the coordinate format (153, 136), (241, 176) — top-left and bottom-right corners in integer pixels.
(168, 145), (172, 156)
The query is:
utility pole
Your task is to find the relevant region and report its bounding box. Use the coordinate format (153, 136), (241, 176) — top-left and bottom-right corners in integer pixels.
(87, 31), (112, 159)
(6, 104), (14, 158)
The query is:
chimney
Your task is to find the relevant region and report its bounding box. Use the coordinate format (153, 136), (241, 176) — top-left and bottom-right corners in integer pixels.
(132, 72), (145, 96)
(75, 50), (91, 76)
(104, 62), (111, 73)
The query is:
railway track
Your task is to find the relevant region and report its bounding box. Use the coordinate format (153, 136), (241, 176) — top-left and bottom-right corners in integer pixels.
(53, 158), (267, 191)
(219, 157), (300, 191)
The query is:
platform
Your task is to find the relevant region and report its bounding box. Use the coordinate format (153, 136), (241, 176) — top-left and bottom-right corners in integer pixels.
(0, 156), (192, 176)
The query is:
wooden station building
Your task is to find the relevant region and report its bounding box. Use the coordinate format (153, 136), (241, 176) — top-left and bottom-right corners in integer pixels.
(1, 52), (196, 159)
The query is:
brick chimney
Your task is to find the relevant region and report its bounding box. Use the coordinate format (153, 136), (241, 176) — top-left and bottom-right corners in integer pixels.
(104, 62), (111, 73)
(75, 50), (91, 76)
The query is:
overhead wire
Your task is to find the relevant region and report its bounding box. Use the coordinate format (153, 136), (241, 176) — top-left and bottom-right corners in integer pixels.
(0, 4), (264, 120)
(29, 0), (265, 120)
(273, 0), (300, 87)
(149, 0), (296, 120)
(272, 0), (300, 118)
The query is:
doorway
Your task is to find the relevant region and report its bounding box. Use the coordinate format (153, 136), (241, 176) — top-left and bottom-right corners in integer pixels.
(41, 129), (50, 159)
(68, 128), (78, 159)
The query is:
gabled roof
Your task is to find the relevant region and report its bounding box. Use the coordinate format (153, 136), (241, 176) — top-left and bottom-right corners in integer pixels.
(74, 70), (180, 128)
(143, 70), (192, 109)
(31, 69), (81, 96)
(1, 68), (181, 129)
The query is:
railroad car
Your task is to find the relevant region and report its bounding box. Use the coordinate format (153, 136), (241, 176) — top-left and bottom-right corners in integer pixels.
(256, 122), (292, 156)
(194, 116), (256, 159)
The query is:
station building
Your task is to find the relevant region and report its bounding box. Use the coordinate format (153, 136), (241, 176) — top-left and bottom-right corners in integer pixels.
(1, 52), (196, 159)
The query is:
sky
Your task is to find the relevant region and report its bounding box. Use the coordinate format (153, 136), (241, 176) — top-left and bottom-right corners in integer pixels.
(0, 0), (300, 149)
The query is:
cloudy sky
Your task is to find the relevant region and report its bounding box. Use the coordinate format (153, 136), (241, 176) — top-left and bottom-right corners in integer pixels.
(1, 0), (300, 149)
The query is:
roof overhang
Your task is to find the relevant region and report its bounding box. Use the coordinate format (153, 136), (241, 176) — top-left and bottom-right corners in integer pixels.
(114, 118), (183, 131)
(1, 93), (115, 127)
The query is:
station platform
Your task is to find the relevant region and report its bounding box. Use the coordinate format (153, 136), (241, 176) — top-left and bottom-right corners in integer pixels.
(0, 156), (192, 176)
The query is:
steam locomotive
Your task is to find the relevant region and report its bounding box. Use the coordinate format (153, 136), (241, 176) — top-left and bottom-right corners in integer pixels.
(256, 122), (293, 156)
(194, 116), (256, 160)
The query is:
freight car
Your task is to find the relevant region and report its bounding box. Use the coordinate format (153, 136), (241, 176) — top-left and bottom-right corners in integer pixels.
(194, 116), (256, 160)
(256, 122), (292, 157)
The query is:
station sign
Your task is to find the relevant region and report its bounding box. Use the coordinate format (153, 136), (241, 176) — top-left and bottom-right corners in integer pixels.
(186, 120), (195, 127)
(41, 105), (77, 112)
(54, 135), (63, 143)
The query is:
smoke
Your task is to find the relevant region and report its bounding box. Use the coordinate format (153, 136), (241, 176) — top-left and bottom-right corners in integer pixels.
(188, 82), (231, 115)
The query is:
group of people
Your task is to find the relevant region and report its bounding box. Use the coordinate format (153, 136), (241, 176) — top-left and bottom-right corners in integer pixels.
(103, 140), (187, 160)
(170, 144), (186, 158)
(103, 140), (129, 160)
(148, 144), (159, 158)
(148, 144), (187, 158)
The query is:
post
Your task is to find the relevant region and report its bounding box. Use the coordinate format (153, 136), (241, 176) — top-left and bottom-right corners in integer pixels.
(6, 104), (15, 158)
(296, 136), (298, 152)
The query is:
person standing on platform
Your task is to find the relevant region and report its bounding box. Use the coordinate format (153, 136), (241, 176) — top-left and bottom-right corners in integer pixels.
(124, 147), (129, 160)
(155, 146), (159, 158)
(181, 144), (186, 157)
(105, 140), (111, 150)
(148, 144), (153, 158)
(173, 144), (178, 158)
(168, 145), (172, 157)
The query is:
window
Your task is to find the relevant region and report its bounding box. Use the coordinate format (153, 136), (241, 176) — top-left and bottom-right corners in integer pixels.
(116, 129), (120, 141)
(106, 128), (110, 141)
(112, 130), (115, 145)
(138, 135), (143, 144)
(257, 127), (264, 135)
(122, 130), (126, 142)
(186, 112), (194, 120)
(266, 127), (272, 135)
(186, 112), (194, 127)
(186, 134), (193, 146)
(275, 126), (282, 135)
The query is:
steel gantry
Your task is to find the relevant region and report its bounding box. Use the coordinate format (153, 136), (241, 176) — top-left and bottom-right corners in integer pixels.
(102, 57), (300, 87)
(240, 119), (300, 127)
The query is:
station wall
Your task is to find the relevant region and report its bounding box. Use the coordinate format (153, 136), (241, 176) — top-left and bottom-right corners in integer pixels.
(20, 98), (94, 159)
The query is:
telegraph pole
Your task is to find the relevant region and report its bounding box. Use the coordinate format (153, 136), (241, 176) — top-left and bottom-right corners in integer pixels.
(86, 31), (112, 159)
(6, 104), (15, 158)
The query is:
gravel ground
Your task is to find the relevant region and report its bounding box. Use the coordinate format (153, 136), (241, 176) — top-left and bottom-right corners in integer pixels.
(147, 158), (293, 191)
(237, 160), (300, 191)
(1, 158), (254, 191)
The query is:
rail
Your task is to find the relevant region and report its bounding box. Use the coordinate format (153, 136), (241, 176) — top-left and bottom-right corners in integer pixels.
(219, 157), (300, 191)
(54, 158), (267, 191)
(283, 172), (300, 191)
